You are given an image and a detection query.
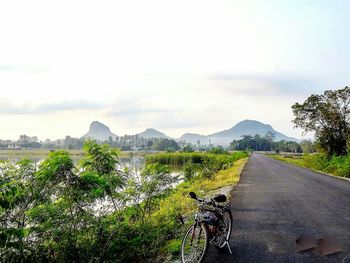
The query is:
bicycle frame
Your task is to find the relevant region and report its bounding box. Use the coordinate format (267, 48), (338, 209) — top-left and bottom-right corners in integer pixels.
(192, 196), (232, 253)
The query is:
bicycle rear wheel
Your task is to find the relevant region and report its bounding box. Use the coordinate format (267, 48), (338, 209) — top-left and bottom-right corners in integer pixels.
(216, 209), (233, 249)
(181, 223), (209, 263)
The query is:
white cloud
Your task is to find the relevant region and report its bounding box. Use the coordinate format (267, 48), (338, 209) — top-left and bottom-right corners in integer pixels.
(0, 0), (348, 140)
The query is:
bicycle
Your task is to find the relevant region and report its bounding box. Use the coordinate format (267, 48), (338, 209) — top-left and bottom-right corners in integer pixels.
(181, 192), (233, 263)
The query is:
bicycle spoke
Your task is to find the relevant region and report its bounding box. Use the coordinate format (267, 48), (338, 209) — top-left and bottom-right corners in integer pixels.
(182, 224), (207, 263)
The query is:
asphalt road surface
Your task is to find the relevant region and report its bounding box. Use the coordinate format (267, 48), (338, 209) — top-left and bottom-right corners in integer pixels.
(204, 153), (350, 263)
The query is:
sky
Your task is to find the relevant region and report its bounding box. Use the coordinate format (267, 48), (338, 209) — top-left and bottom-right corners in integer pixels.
(0, 0), (349, 140)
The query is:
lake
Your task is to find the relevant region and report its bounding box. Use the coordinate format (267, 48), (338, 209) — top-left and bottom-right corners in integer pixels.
(0, 151), (183, 177)
(0, 151), (184, 215)
(0, 153), (144, 171)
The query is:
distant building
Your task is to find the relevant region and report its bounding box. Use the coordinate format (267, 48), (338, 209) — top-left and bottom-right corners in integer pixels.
(131, 146), (140, 151)
(8, 144), (21, 150)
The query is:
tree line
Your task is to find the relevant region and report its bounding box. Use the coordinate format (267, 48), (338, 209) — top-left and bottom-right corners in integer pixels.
(229, 134), (316, 153)
(1, 133), (317, 154)
(0, 135), (181, 152)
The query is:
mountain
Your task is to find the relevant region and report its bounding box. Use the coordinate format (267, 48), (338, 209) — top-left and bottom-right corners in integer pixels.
(82, 121), (117, 141)
(81, 120), (298, 145)
(208, 120), (297, 143)
(179, 133), (208, 145)
(179, 120), (298, 146)
(138, 128), (166, 139)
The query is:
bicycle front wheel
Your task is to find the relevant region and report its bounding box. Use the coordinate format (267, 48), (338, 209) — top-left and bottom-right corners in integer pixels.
(181, 223), (209, 263)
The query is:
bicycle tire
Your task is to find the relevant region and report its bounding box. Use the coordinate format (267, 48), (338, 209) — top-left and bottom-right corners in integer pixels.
(216, 209), (233, 249)
(181, 223), (209, 263)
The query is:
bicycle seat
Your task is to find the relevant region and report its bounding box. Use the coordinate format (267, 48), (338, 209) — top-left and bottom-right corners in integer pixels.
(213, 194), (226, 203)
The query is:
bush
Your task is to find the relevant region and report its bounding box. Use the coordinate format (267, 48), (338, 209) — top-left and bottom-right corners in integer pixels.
(183, 162), (195, 182)
(165, 239), (182, 256)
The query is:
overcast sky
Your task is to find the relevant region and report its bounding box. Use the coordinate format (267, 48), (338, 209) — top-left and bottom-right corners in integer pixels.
(0, 0), (349, 140)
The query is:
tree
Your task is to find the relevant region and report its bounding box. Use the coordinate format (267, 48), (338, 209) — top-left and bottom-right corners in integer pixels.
(80, 140), (126, 211)
(208, 146), (227, 154)
(152, 138), (180, 152)
(300, 140), (317, 153)
(0, 159), (36, 260)
(124, 164), (178, 223)
(292, 86), (350, 156)
(182, 144), (194, 153)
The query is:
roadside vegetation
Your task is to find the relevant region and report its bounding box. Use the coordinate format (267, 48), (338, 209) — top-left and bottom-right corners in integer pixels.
(269, 86), (350, 179)
(269, 153), (350, 178)
(292, 86), (349, 157)
(157, 157), (248, 260)
(0, 140), (248, 262)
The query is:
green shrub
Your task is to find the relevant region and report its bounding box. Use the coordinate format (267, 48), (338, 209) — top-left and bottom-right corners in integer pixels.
(183, 162), (195, 182)
(165, 239), (182, 256)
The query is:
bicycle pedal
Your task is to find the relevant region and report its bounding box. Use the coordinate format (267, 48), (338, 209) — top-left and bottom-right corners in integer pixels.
(209, 239), (219, 245)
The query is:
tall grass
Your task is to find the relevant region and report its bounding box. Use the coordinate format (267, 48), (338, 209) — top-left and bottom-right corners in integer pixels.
(270, 153), (350, 178)
(145, 151), (249, 166)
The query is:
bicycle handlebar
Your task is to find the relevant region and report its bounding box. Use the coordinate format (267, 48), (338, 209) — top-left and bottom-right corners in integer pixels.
(189, 192), (216, 206)
(189, 192), (230, 210)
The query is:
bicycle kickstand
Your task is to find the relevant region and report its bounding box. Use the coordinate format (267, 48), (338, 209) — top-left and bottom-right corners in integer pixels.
(225, 239), (232, 254)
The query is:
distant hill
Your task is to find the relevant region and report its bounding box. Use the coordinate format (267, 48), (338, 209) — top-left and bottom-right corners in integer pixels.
(179, 133), (208, 145)
(179, 120), (298, 145)
(138, 128), (166, 139)
(81, 120), (298, 145)
(82, 121), (117, 141)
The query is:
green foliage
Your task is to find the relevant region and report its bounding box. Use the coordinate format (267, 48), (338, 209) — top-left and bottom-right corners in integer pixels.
(80, 140), (126, 210)
(231, 134), (303, 153)
(324, 154), (350, 178)
(151, 138), (180, 152)
(0, 159), (36, 261)
(165, 239), (182, 255)
(0, 143), (248, 262)
(146, 151), (248, 167)
(182, 144), (194, 153)
(36, 150), (74, 183)
(154, 157), (248, 259)
(292, 86), (350, 156)
(146, 152), (201, 166)
(200, 157), (221, 179)
(183, 162), (195, 182)
(124, 163), (179, 223)
(270, 153), (350, 178)
(208, 146), (228, 154)
(147, 151), (249, 182)
(81, 140), (120, 175)
(299, 140), (317, 153)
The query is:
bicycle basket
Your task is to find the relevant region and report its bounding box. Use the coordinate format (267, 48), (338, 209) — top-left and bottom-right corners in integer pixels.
(198, 210), (219, 225)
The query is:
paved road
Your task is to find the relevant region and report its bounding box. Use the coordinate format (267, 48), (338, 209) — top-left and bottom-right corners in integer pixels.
(205, 153), (350, 263)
